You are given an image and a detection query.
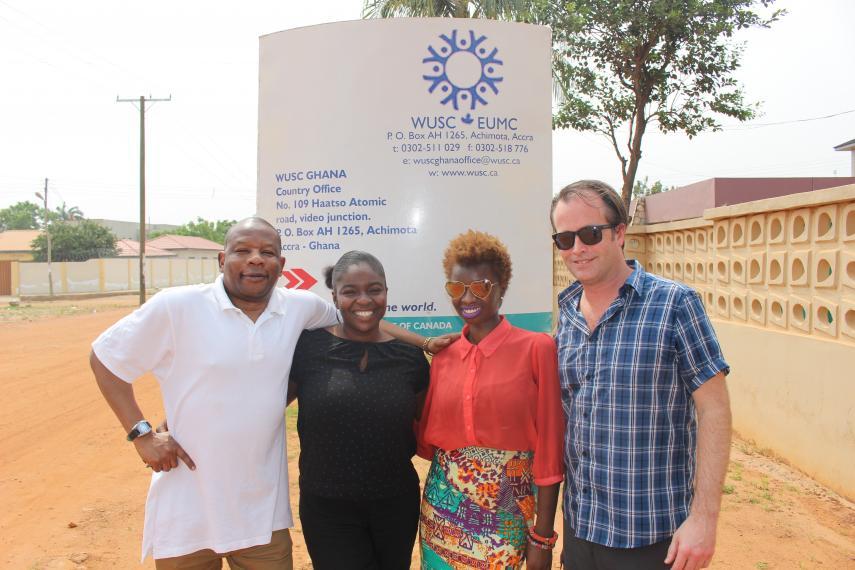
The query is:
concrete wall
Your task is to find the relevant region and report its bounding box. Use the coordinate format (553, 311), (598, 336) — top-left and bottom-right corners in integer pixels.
(65, 259), (100, 293)
(553, 183), (855, 499)
(151, 258), (172, 289)
(16, 257), (220, 296)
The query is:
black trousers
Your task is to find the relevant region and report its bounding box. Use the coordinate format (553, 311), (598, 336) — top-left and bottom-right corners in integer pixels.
(299, 485), (420, 570)
(562, 523), (672, 570)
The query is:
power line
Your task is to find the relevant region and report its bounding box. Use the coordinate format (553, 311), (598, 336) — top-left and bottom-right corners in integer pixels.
(0, 2), (253, 189)
(722, 109), (855, 130)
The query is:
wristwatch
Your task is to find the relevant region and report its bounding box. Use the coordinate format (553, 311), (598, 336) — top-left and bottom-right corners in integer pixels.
(127, 420), (153, 442)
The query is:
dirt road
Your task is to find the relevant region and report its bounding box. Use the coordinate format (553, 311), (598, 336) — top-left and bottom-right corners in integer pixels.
(1, 298), (853, 569)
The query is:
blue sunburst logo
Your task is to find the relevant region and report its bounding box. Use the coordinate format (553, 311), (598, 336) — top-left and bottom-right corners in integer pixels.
(422, 30), (503, 111)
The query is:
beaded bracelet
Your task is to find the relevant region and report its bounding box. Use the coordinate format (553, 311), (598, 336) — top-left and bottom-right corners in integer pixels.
(527, 535), (554, 550)
(527, 527), (559, 549)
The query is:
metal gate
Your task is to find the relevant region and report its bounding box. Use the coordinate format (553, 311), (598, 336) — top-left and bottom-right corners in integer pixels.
(0, 261), (11, 296)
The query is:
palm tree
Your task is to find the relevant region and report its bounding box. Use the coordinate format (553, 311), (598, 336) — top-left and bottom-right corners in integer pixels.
(363, 0), (538, 20)
(55, 202), (84, 221)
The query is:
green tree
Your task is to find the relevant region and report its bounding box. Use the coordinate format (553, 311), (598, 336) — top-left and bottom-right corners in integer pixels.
(366, 0), (782, 209)
(31, 220), (117, 262)
(54, 202), (85, 221)
(363, 0), (537, 18)
(551, 0), (783, 208)
(0, 201), (43, 231)
(632, 176), (673, 200)
(149, 217), (235, 245)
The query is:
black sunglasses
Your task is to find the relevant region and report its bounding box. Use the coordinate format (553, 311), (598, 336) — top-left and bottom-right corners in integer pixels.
(551, 224), (617, 250)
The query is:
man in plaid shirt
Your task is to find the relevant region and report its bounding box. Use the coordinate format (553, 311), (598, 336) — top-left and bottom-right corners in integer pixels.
(551, 180), (732, 570)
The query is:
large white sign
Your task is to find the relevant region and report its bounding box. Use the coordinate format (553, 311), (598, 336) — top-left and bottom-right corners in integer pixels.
(258, 18), (552, 333)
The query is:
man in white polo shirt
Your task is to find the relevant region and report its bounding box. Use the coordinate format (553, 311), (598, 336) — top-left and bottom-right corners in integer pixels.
(91, 217), (438, 568)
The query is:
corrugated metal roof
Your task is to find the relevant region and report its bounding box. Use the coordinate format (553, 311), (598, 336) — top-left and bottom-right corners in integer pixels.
(833, 138), (855, 151)
(116, 239), (176, 257)
(147, 235), (223, 250)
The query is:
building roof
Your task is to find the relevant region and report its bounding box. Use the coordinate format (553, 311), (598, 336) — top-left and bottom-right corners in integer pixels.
(147, 234), (223, 251)
(834, 138), (855, 152)
(90, 219), (180, 240)
(643, 177), (855, 224)
(0, 229), (41, 252)
(116, 239), (176, 257)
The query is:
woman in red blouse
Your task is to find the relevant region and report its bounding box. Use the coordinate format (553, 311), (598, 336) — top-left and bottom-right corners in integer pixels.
(417, 230), (565, 570)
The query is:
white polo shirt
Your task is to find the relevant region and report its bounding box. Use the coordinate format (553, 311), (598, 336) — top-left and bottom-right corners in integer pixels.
(92, 275), (338, 561)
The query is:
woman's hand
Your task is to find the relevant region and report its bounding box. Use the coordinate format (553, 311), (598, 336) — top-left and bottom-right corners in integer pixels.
(427, 333), (460, 354)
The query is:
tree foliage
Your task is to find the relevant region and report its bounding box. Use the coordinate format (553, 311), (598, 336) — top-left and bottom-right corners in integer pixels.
(54, 202), (84, 221)
(551, 0), (783, 207)
(365, 0), (783, 209)
(363, 0), (539, 18)
(149, 217), (235, 245)
(31, 220), (117, 262)
(1, 200), (87, 230)
(632, 176), (674, 200)
(0, 201), (43, 231)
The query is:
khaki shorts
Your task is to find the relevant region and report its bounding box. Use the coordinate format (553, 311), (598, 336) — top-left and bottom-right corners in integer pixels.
(154, 529), (293, 570)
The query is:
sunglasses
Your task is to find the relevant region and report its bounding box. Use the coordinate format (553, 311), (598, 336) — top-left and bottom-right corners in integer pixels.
(445, 279), (494, 300)
(551, 224), (617, 250)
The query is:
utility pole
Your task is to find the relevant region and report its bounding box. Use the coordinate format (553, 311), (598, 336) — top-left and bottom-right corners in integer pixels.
(34, 179), (53, 297)
(117, 94), (171, 305)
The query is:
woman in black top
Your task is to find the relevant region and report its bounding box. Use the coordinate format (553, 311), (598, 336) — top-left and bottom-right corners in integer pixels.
(288, 251), (430, 570)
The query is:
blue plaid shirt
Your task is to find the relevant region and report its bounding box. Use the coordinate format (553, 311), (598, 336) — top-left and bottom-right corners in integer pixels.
(556, 261), (729, 548)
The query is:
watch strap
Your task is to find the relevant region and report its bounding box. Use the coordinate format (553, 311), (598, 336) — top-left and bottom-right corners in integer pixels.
(127, 420), (152, 442)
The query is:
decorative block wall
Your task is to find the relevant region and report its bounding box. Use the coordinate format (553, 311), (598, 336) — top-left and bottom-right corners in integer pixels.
(631, 189), (855, 346)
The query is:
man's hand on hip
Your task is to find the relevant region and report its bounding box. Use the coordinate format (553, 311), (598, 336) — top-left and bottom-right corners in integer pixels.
(134, 431), (196, 472)
(665, 512), (717, 570)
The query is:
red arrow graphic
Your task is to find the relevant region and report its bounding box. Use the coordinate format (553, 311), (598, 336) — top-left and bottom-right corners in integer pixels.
(281, 268), (317, 290)
(291, 268), (317, 290)
(282, 270), (300, 289)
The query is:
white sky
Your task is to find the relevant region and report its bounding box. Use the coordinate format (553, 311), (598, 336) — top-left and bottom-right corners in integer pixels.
(1, 0), (852, 225)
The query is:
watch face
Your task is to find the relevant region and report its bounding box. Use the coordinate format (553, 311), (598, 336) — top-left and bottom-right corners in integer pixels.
(127, 421), (153, 441)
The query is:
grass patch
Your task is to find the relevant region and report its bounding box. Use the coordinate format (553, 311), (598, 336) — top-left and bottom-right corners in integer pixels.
(285, 405), (299, 460)
(0, 300), (133, 322)
(753, 476), (770, 492)
(286, 405), (298, 430)
(727, 460), (743, 482)
(0, 303), (84, 321)
(722, 484), (735, 495)
(743, 475), (787, 511)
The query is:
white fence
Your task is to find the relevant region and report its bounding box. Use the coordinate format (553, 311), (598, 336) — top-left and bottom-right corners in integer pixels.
(16, 257), (220, 296)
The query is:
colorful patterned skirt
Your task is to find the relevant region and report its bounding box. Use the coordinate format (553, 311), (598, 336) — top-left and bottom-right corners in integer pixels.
(419, 447), (535, 570)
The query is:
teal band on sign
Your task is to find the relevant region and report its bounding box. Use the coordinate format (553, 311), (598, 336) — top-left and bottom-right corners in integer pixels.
(384, 312), (553, 334)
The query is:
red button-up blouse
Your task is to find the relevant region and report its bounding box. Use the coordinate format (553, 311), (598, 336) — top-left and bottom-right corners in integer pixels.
(417, 317), (565, 486)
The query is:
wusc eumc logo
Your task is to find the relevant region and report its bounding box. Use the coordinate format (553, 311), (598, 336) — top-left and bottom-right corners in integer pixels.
(422, 30), (504, 120)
